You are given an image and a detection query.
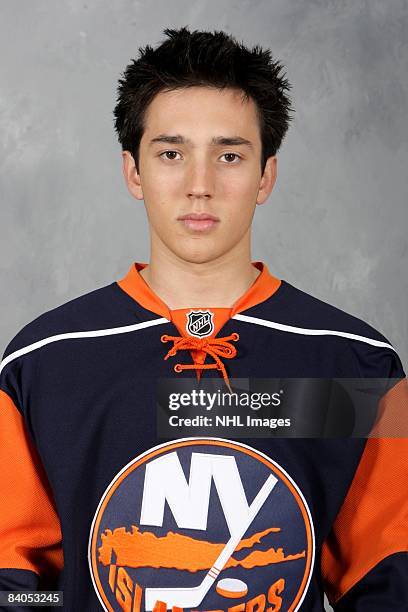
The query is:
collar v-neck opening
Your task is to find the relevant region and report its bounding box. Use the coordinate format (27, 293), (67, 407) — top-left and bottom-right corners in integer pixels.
(117, 260), (282, 321)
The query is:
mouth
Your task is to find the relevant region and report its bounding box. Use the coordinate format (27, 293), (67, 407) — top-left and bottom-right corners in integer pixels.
(177, 213), (220, 232)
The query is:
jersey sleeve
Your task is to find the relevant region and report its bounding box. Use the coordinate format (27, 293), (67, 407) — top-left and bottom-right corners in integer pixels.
(321, 344), (408, 611)
(0, 388), (63, 591)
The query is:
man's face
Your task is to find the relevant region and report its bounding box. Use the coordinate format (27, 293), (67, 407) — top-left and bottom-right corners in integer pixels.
(123, 86), (276, 264)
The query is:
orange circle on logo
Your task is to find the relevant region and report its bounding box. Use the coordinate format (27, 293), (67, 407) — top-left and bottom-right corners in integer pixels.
(89, 437), (315, 611)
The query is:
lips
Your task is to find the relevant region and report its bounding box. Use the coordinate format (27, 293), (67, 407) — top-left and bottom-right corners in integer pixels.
(178, 213), (220, 232)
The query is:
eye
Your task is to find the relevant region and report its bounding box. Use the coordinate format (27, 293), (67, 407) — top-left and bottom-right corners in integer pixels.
(220, 153), (242, 164)
(159, 150), (182, 161)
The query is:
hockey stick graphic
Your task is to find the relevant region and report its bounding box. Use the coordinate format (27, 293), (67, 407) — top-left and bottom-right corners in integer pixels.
(144, 473), (278, 611)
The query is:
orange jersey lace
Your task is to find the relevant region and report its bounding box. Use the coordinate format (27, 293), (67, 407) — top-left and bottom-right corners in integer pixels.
(161, 332), (240, 392)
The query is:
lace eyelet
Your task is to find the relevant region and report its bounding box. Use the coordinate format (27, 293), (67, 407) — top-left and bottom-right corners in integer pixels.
(174, 364), (182, 373)
(231, 332), (240, 341)
(161, 334), (169, 343)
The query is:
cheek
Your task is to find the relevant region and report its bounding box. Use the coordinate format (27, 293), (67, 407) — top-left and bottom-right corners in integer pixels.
(220, 166), (260, 198)
(142, 173), (168, 201)
(142, 181), (178, 221)
(218, 207), (255, 249)
(222, 176), (259, 215)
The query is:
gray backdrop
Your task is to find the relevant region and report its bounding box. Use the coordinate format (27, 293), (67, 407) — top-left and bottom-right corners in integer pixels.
(1, 2), (407, 608)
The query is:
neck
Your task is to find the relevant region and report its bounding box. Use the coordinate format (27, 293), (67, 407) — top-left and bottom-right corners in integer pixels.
(140, 236), (259, 310)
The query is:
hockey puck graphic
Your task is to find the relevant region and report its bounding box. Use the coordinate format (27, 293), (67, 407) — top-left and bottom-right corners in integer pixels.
(216, 577), (248, 598)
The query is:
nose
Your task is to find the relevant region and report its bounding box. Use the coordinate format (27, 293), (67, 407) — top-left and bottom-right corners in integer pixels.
(186, 156), (214, 200)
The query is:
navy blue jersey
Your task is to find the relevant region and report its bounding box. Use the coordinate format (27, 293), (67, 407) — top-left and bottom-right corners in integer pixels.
(0, 262), (407, 611)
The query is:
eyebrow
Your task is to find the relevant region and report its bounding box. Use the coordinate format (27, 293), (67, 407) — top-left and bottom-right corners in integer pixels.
(149, 134), (253, 148)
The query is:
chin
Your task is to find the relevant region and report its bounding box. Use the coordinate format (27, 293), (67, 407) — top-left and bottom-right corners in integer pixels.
(167, 237), (225, 265)
(173, 247), (222, 266)
(180, 253), (216, 265)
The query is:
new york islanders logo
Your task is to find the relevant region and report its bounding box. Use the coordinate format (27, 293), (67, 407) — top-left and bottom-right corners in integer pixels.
(88, 438), (315, 611)
(186, 310), (214, 338)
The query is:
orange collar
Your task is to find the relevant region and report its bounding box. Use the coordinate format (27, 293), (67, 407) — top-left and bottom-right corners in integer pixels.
(117, 261), (281, 319)
(117, 262), (281, 390)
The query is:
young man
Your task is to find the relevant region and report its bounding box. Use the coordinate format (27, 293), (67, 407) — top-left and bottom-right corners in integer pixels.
(0, 27), (407, 612)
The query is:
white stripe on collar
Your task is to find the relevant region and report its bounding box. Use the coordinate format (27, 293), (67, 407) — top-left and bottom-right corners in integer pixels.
(0, 317), (169, 375)
(232, 313), (395, 351)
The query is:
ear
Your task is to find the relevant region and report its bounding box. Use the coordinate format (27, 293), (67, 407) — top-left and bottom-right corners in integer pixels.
(256, 155), (277, 206)
(122, 151), (144, 200)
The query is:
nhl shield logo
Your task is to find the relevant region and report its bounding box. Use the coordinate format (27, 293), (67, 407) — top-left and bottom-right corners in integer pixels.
(186, 310), (214, 338)
(89, 438), (315, 612)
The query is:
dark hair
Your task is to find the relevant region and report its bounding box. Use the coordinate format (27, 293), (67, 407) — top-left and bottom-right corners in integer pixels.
(113, 26), (294, 173)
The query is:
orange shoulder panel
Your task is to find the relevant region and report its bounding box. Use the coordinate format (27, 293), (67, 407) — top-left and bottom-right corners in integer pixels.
(0, 390), (63, 578)
(321, 379), (408, 603)
(370, 377), (408, 437)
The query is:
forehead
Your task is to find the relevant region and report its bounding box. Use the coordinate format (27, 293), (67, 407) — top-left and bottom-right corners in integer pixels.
(142, 86), (261, 143)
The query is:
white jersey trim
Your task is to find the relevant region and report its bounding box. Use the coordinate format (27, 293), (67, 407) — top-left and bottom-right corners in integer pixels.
(232, 313), (396, 351)
(1, 313), (396, 377)
(0, 317), (169, 376)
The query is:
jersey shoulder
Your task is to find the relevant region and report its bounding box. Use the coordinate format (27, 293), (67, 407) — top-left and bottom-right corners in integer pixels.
(279, 281), (391, 341)
(248, 280), (405, 378)
(2, 280), (135, 361)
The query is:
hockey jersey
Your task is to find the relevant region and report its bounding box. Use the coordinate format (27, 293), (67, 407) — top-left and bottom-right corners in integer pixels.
(0, 261), (407, 611)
